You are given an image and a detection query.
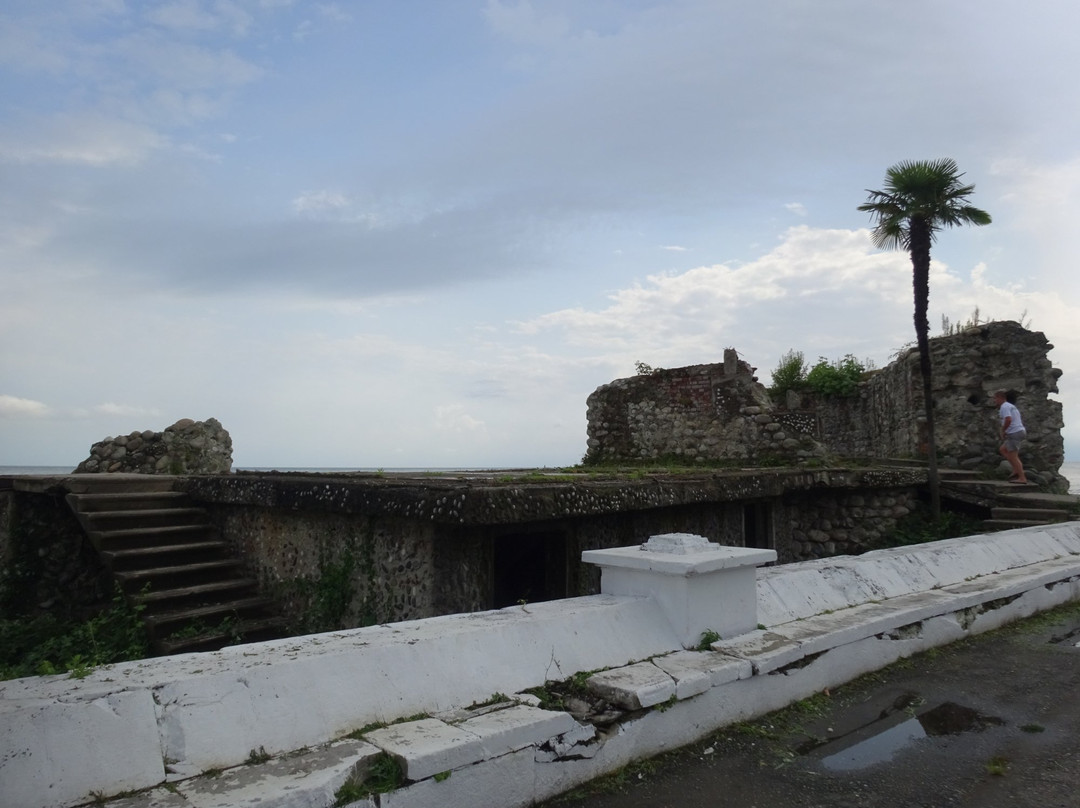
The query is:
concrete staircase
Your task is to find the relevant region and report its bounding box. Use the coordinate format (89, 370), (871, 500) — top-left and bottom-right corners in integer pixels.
(937, 468), (1080, 532)
(64, 478), (288, 655)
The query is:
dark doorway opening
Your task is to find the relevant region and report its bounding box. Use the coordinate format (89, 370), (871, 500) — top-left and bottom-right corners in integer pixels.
(743, 502), (773, 550)
(492, 530), (567, 608)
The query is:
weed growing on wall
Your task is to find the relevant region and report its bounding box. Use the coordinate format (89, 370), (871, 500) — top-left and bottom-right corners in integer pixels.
(769, 349), (808, 399)
(805, 355), (872, 397)
(871, 504), (983, 550)
(357, 520), (384, 627)
(310, 547), (357, 631)
(0, 586), (149, 680)
(277, 519), (386, 634)
(334, 752), (404, 803)
(770, 351), (874, 399)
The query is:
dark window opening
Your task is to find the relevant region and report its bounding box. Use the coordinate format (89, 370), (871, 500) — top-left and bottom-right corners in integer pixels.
(492, 531), (567, 608)
(743, 502), (773, 551)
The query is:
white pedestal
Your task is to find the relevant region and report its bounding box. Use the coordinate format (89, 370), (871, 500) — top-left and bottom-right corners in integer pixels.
(582, 533), (776, 647)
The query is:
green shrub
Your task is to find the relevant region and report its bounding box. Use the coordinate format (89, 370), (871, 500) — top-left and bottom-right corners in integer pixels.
(871, 505), (983, 550)
(0, 587), (149, 680)
(805, 354), (868, 397)
(769, 350), (807, 398)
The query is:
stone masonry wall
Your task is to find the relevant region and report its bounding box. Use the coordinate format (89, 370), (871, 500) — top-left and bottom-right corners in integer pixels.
(813, 321), (1065, 486)
(585, 322), (1066, 489)
(74, 418), (233, 475)
(585, 349), (826, 465)
(201, 504), (438, 630)
(2, 469), (926, 632)
(778, 487), (920, 561)
(0, 490), (109, 620)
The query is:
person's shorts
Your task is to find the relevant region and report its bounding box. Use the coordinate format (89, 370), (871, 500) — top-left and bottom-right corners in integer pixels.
(1003, 429), (1026, 453)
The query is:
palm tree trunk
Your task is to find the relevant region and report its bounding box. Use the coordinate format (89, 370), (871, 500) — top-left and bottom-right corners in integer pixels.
(909, 217), (941, 518)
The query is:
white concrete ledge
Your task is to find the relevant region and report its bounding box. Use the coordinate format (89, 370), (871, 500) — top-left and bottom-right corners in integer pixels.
(4, 524), (1080, 808)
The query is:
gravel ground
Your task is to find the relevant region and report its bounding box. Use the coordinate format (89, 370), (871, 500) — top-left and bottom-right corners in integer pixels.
(541, 602), (1080, 808)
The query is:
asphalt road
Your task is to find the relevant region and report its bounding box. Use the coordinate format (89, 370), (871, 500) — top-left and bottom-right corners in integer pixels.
(541, 601), (1080, 808)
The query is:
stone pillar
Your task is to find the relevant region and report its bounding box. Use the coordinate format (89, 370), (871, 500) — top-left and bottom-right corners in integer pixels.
(582, 533), (776, 647)
(723, 348), (738, 376)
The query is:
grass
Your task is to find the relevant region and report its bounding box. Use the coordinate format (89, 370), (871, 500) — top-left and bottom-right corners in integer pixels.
(0, 587), (149, 681)
(871, 504), (985, 550)
(696, 629), (721, 650)
(334, 753), (404, 804)
(986, 755), (1010, 776)
(246, 746), (272, 765)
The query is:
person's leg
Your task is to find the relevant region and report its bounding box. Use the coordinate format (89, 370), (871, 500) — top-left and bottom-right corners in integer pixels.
(999, 440), (1026, 483)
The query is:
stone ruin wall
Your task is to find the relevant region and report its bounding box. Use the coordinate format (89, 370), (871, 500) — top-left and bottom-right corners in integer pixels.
(585, 350), (827, 466)
(585, 321), (1066, 489)
(73, 417), (233, 475)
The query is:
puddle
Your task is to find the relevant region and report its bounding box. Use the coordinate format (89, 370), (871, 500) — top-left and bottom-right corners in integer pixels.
(1048, 622), (1080, 647)
(800, 699), (1003, 772)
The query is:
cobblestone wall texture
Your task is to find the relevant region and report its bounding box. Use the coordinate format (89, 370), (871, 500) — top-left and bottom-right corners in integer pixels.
(586, 322), (1066, 490)
(585, 350), (827, 465)
(73, 418), (232, 475)
(202, 505), (438, 629)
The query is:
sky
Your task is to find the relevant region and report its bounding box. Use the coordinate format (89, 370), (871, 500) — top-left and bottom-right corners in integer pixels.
(2, 0), (1080, 470)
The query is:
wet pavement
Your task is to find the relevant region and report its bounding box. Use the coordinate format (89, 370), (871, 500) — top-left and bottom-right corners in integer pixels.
(541, 602), (1080, 808)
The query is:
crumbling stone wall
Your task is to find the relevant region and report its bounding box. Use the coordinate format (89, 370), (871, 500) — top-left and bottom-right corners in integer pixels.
(810, 321), (1065, 486)
(74, 418), (233, 475)
(585, 322), (1066, 489)
(584, 349), (826, 464)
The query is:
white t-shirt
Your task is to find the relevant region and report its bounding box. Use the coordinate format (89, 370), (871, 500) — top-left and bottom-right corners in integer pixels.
(999, 401), (1025, 434)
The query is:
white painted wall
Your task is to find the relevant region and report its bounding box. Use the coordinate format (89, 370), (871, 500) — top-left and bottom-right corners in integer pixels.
(2, 524), (1079, 808)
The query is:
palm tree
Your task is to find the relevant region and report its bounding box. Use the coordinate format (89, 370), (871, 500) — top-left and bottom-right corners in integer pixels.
(858, 159), (991, 518)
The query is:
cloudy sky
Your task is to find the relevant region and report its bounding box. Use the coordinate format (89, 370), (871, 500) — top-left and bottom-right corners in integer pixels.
(2, 1), (1079, 469)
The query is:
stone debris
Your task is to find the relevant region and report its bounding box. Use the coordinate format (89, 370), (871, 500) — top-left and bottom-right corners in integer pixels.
(74, 418), (233, 475)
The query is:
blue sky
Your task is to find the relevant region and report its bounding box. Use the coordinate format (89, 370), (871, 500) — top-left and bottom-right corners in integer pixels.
(3, 1), (1079, 469)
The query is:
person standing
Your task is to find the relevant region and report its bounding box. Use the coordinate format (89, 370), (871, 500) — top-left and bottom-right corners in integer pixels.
(994, 390), (1027, 484)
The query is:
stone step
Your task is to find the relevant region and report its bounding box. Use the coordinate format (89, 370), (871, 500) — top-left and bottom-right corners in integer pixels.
(55, 474), (177, 495)
(154, 614), (292, 656)
(145, 596), (280, 633)
(999, 491), (1080, 508)
(102, 540), (231, 572)
(79, 506), (210, 531)
(101, 738), (380, 807)
(64, 484), (290, 656)
(991, 506), (1069, 521)
(114, 559), (244, 591)
(132, 578), (261, 613)
(89, 523), (215, 550)
(66, 490), (188, 513)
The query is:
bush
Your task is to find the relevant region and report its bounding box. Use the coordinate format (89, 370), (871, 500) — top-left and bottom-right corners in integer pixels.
(805, 354), (868, 397)
(769, 350), (807, 398)
(0, 588), (149, 680)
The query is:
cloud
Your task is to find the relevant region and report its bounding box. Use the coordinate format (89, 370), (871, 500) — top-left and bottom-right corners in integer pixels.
(0, 114), (166, 166)
(661, 245), (688, 252)
(785, 202), (808, 217)
(94, 402), (164, 418)
(0, 395), (51, 418)
(292, 190), (350, 215)
(435, 404), (486, 434)
(145, 1), (229, 33)
(317, 4), (353, 24)
(484, 0), (572, 50)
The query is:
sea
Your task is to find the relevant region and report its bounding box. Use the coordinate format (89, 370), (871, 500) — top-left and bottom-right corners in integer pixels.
(6, 463), (1080, 493)
(0, 466), (494, 476)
